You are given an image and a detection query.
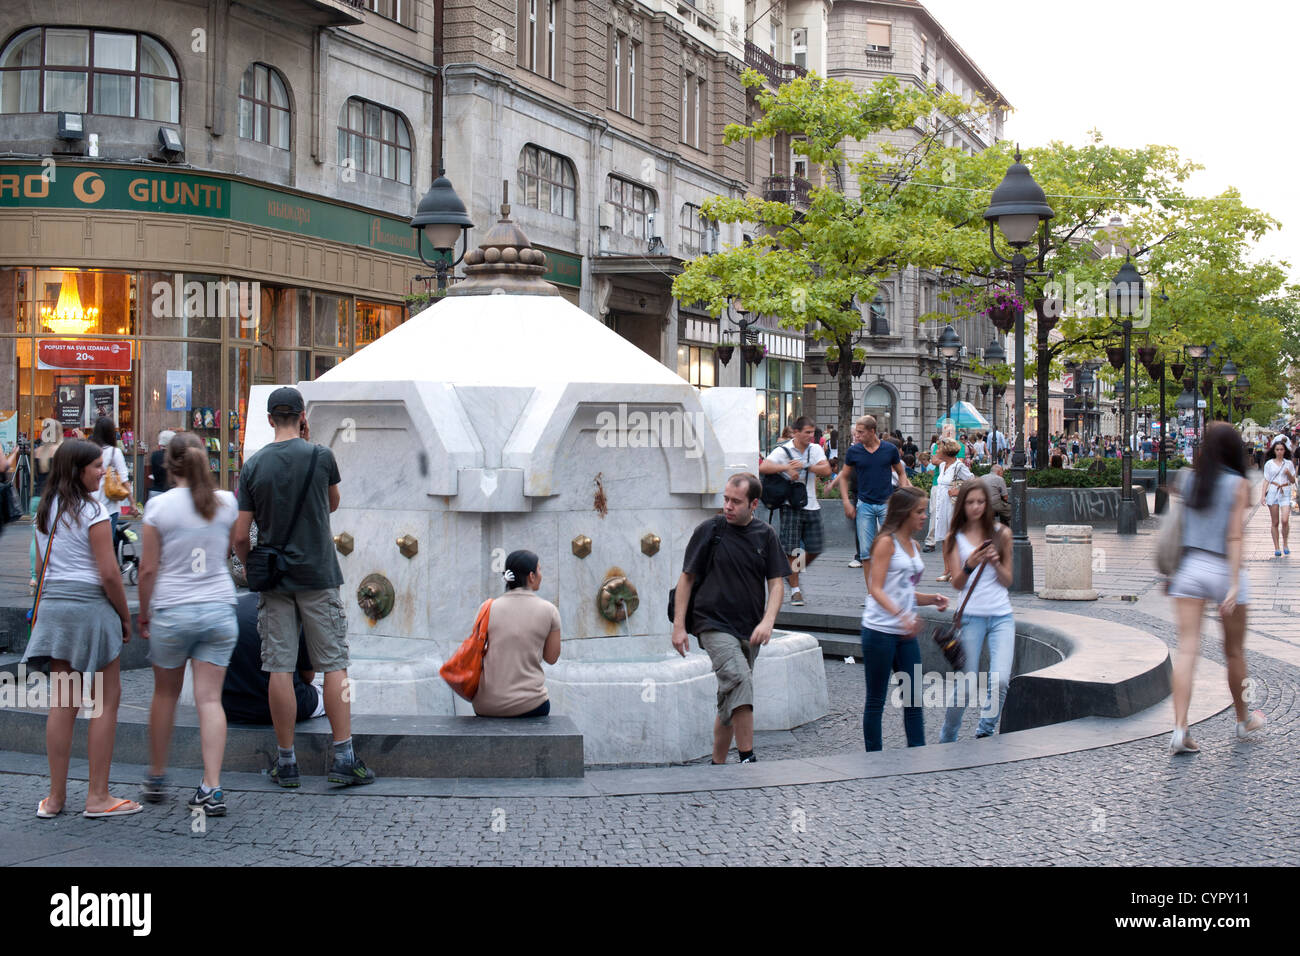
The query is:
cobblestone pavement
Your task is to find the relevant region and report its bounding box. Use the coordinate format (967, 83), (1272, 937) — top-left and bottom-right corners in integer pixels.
(1, 479), (1296, 865)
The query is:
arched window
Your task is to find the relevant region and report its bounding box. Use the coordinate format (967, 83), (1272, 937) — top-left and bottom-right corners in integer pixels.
(239, 63), (290, 149)
(517, 144), (575, 217)
(862, 382), (896, 435)
(337, 96), (411, 184)
(607, 175), (656, 239)
(868, 294), (889, 335)
(0, 27), (179, 121)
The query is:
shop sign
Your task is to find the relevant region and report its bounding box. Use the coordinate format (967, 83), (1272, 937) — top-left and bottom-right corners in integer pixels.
(55, 386), (84, 428)
(37, 339), (133, 372)
(537, 247), (583, 288)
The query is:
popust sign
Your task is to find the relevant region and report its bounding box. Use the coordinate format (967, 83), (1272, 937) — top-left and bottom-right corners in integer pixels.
(36, 339), (132, 372)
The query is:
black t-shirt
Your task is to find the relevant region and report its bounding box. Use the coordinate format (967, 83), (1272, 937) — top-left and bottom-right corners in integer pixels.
(237, 437), (343, 590)
(149, 448), (169, 494)
(683, 515), (790, 643)
(902, 441), (918, 458)
(222, 593), (319, 724)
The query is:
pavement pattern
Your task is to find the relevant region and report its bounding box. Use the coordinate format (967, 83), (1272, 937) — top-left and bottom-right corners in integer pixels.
(0, 480), (1295, 865)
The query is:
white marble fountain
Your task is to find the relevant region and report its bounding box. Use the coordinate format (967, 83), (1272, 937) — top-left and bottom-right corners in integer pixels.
(274, 196), (829, 765)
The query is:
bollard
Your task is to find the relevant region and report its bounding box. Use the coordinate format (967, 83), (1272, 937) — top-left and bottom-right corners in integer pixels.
(1039, 524), (1099, 600)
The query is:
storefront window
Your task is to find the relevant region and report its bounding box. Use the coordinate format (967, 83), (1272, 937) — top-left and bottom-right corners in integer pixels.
(313, 292), (349, 350)
(754, 356), (803, 454)
(140, 271), (220, 339)
(675, 344), (715, 388)
(33, 269), (136, 337)
(356, 300), (403, 348)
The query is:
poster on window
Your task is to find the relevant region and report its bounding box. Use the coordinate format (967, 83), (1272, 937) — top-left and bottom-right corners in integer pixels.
(56, 386), (84, 428)
(85, 385), (119, 426)
(0, 410), (16, 451)
(166, 369), (192, 411)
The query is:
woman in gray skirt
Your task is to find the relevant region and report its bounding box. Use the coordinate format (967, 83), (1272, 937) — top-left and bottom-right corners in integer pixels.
(27, 439), (139, 818)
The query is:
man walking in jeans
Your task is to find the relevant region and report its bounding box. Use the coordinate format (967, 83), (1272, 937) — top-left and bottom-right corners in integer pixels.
(672, 474), (789, 764)
(233, 387), (375, 788)
(840, 415), (909, 589)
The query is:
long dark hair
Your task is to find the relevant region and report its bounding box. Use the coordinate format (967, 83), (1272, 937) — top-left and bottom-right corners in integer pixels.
(36, 439), (104, 535)
(944, 478), (997, 559)
(503, 550), (539, 590)
(1269, 440), (1292, 462)
(1189, 422), (1246, 511)
(877, 486), (926, 540)
(167, 432), (219, 520)
(90, 416), (118, 448)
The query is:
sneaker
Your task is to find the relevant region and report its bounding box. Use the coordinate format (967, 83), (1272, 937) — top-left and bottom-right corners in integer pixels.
(187, 786), (226, 816)
(848, 558), (863, 568)
(327, 757), (376, 786)
(922, 544), (936, 553)
(270, 762), (300, 789)
(739, 753), (758, 764)
(790, 588), (805, 607)
(141, 774), (167, 804)
(1235, 710), (1267, 738)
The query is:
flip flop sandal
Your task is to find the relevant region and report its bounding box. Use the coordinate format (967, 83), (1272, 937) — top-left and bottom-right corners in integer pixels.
(82, 799), (143, 819)
(36, 798), (62, 819)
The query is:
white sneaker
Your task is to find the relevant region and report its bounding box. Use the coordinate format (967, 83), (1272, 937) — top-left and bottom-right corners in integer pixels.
(848, 558), (862, 568)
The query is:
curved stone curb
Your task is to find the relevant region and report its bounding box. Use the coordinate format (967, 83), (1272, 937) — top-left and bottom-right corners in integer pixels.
(0, 656), (1231, 800)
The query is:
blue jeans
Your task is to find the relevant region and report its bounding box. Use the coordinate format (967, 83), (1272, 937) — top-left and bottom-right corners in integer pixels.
(855, 501), (889, 561)
(861, 626), (925, 751)
(939, 612), (1015, 742)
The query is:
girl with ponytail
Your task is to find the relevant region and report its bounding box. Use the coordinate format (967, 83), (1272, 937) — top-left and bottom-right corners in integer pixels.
(138, 432), (241, 814)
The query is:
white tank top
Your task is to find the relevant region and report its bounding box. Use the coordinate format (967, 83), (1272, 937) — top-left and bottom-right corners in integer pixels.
(953, 532), (1012, 617)
(861, 535), (924, 634)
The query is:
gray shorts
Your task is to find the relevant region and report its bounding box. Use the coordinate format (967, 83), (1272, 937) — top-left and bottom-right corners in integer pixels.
(698, 629), (760, 726)
(258, 588), (350, 673)
(1169, 550), (1251, 605)
(149, 601), (238, 670)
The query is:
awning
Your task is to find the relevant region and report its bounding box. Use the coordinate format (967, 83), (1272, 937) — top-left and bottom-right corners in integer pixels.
(936, 401), (990, 430)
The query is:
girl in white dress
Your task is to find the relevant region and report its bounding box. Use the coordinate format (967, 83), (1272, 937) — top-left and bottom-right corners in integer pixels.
(1260, 440), (1295, 556)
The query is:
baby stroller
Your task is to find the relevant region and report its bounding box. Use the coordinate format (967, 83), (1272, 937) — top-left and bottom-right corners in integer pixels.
(115, 515), (140, 586)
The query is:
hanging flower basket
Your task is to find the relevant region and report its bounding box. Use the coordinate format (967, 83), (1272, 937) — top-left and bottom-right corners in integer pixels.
(979, 289), (1025, 332)
(741, 343), (767, 365)
(850, 360), (865, 377)
(716, 344), (735, 366)
(947, 375), (962, 390)
(1169, 362), (1186, 381)
(929, 373), (943, 390)
(1106, 346), (1125, 371)
(826, 360), (840, 377)
(979, 383), (990, 396)
(1136, 346), (1158, 369)
(1033, 296), (1062, 332)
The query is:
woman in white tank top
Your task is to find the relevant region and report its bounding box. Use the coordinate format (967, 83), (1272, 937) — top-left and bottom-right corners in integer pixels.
(861, 486), (950, 751)
(1260, 440), (1294, 555)
(940, 478), (1014, 742)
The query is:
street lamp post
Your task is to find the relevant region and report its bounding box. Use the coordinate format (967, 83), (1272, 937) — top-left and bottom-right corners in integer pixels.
(1233, 373), (1250, 427)
(1184, 344), (1208, 458)
(1109, 260), (1143, 534)
(983, 150), (1055, 593)
(938, 325), (961, 428)
(986, 337), (1006, 462)
(1220, 359), (1238, 425)
(409, 165), (475, 294)
(727, 297), (761, 389)
(1138, 346), (1169, 513)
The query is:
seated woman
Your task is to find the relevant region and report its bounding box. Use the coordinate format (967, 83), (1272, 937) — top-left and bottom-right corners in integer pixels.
(473, 550), (562, 718)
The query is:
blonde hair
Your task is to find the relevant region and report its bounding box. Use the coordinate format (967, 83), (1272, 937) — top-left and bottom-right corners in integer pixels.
(938, 438), (960, 458)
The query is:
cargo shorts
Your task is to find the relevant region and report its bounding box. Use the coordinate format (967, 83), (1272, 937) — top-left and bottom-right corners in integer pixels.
(259, 588), (350, 673)
(698, 629), (760, 727)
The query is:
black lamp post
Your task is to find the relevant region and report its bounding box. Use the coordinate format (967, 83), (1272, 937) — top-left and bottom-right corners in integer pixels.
(410, 165), (474, 294)
(1233, 373), (1250, 426)
(984, 150), (1054, 593)
(1138, 345), (1169, 513)
(728, 297), (762, 389)
(938, 324), (961, 428)
(986, 337), (1006, 461)
(1109, 259), (1143, 534)
(1184, 343), (1208, 457)
(1220, 359), (1238, 424)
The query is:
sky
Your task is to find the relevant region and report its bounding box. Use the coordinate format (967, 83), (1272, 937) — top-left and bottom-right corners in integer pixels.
(921, 0), (1297, 283)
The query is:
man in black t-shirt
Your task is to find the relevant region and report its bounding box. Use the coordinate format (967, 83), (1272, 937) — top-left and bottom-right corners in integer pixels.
(234, 386), (374, 789)
(672, 473), (790, 765)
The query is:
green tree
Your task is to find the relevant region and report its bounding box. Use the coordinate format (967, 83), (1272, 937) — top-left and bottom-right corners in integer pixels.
(671, 70), (991, 448)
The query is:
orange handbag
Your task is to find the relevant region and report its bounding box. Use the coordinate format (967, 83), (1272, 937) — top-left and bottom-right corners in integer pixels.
(440, 599), (493, 701)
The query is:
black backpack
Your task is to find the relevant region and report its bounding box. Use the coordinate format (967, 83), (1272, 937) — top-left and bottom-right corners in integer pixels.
(760, 442), (809, 511)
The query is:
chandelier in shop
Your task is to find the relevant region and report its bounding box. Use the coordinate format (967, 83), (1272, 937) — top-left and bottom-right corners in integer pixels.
(40, 275), (99, 335)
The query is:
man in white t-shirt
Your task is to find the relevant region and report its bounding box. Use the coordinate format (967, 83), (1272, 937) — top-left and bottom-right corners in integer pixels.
(758, 416), (831, 606)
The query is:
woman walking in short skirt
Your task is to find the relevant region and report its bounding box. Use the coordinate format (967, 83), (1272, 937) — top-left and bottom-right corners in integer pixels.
(26, 440), (140, 818)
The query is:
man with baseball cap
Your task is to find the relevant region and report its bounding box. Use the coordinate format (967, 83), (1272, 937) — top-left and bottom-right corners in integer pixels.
(233, 386), (375, 787)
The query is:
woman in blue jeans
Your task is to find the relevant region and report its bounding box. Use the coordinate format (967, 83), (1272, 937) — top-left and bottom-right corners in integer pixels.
(861, 486), (949, 750)
(940, 478), (1015, 741)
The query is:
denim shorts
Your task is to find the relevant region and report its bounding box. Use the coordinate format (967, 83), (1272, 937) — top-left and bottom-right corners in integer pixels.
(149, 601), (238, 670)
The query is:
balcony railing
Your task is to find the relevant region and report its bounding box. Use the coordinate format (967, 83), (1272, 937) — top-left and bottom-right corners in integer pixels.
(863, 50), (894, 70)
(744, 41), (807, 87)
(763, 174), (811, 206)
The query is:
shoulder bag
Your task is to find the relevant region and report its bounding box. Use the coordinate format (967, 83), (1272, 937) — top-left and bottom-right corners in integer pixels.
(932, 558), (989, 672)
(666, 514), (725, 633)
(103, 448), (130, 502)
(440, 598), (493, 701)
(244, 445), (320, 592)
(1154, 473), (1186, 577)
(28, 515), (57, 634)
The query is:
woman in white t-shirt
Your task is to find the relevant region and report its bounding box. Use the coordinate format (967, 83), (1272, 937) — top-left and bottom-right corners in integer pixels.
(24, 439), (138, 819)
(91, 416), (132, 538)
(1260, 440), (1295, 556)
(139, 432), (240, 815)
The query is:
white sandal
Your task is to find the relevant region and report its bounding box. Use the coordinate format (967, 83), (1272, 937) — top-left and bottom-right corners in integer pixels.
(1169, 727), (1200, 755)
(1235, 711), (1267, 738)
